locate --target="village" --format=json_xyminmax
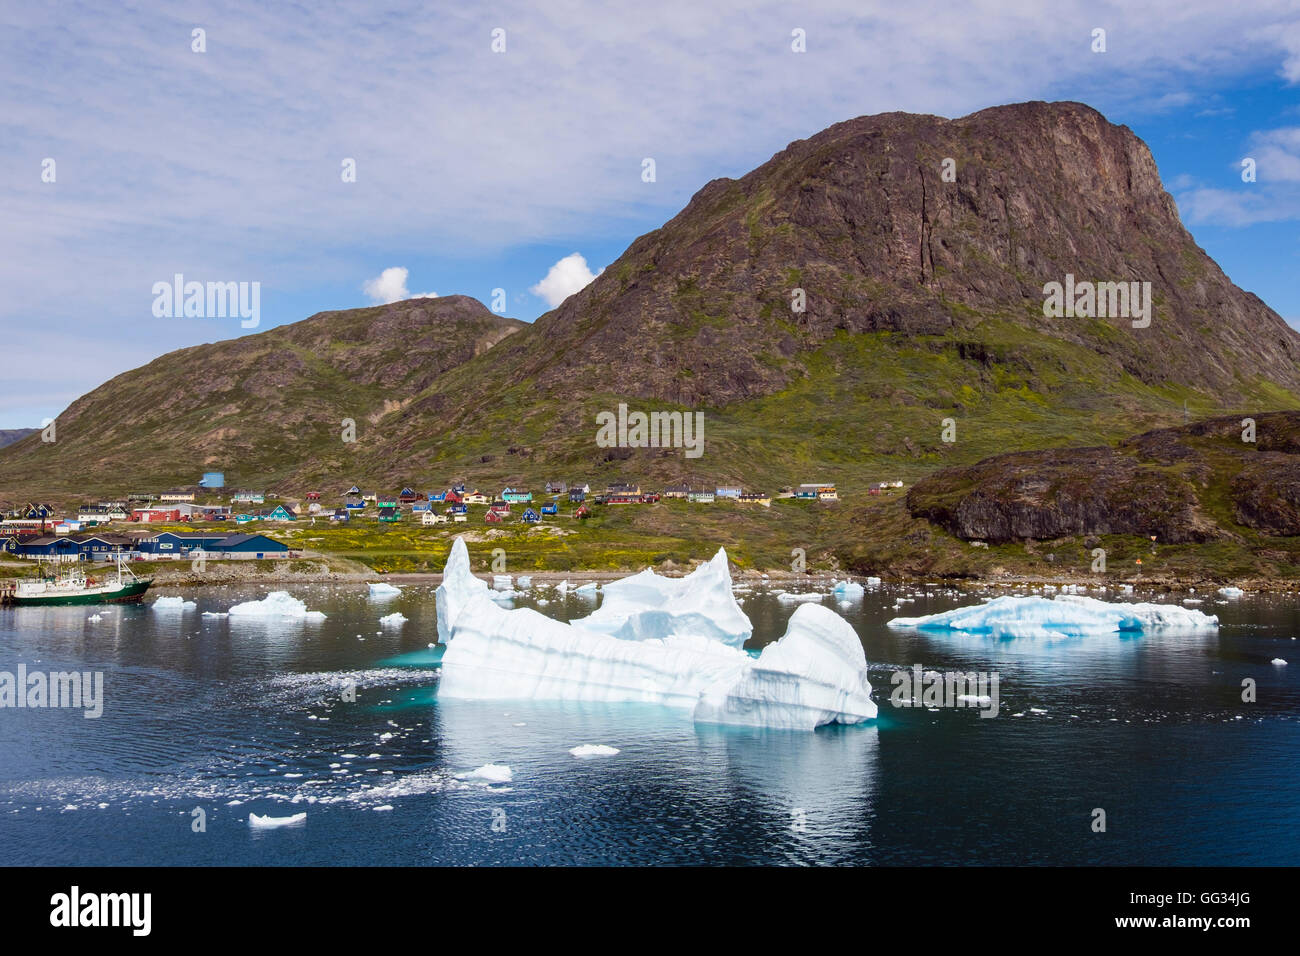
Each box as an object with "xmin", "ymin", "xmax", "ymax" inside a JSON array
[{"xmin": 0, "ymin": 476, "xmax": 906, "ymax": 565}]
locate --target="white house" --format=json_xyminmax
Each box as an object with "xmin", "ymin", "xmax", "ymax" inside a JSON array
[{"xmin": 422, "ymin": 511, "xmax": 448, "ymax": 525}]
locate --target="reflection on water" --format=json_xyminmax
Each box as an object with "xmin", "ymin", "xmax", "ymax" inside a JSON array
[{"xmin": 0, "ymin": 580, "xmax": 1296, "ymax": 865}]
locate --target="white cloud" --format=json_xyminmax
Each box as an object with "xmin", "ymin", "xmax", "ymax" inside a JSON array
[
  {"xmin": 361, "ymin": 267, "xmax": 436, "ymax": 305},
  {"xmin": 530, "ymin": 253, "xmax": 604, "ymax": 308}
]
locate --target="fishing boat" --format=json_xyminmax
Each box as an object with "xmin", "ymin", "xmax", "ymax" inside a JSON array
[{"xmin": 0, "ymin": 555, "xmax": 152, "ymax": 607}]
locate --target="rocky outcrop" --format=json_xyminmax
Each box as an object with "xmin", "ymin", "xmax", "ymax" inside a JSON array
[{"xmin": 909, "ymin": 412, "xmax": 1300, "ymax": 543}]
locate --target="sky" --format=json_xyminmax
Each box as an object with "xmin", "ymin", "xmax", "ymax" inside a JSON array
[{"xmin": 1, "ymin": 0, "xmax": 1298, "ymax": 428}]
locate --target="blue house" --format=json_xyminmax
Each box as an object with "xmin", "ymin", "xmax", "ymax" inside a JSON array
[
  {"xmin": 541, "ymin": 502, "xmax": 558, "ymax": 515},
  {"xmin": 15, "ymin": 536, "xmax": 82, "ymax": 560},
  {"xmin": 429, "ymin": 491, "xmax": 446, "ymax": 502},
  {"xmin": 411, "ymin": 501, "xmax": 430, "ymax": 513},
  {"xmin": 77, "ymin": 535, "xmax": 133, "ymax": 561},
  {"xmin": 568, "ymin": 490, "xmax": 586, "ymax": 503},
  {"xmin": 447, "ymin": 503, "xmax": 468, "ymax": 515},
  {"xmin": 521, "ymin": 508, "xmax": 541, "ymax": 523},
  {"xmin": 140, "ymin": 531, "xmax": 227, "ymax": 555},
  {"xmin": 208, "ymin": 533, "xmax": 290, "ymax": 558}
]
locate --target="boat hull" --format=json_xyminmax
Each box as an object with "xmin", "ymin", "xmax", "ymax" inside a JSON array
[{"xmin": 7, "ymin": 579, "xmax": 153, "ymax": 607}]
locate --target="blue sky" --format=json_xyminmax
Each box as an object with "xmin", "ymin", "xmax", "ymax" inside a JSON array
[{"xmin": 1, "ymin": 1, "xmax": 1298, "ymax": 428}]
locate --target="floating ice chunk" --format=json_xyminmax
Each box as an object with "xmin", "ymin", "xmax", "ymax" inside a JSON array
[
  {"xmin": 457, "ymin": 764, "xmax": 513, "ymax": 783},
  {"xmin": 888, "ymin": 594, "xmax": 1218, "ymax": 638},
  {"xmin": 368, "ymin": 582, "xmax": 401, "ymax": 598},
  {"xmin": 573, "ymin": 549, "xmax": 751, "ymax": 649},
  {"xmin": 436, "ymin": 538, "xmax": 490, "ymax": 643},
  {"xmin": 228, "ymin": 591, "xmax": 326, "ymax": 620},
  {"xmin": 516, "ymin": 576, "xmax": 532, "ymax": 589},
  {"xmin": 493, "ymin": 575, "xmax": 513, "ymax": 591},
  {"xmin": 574, "ymin": 581, "xmax": 599, "ymax": 593},
  {"xmin": 570, "ymin": 744, "xmax": 620, "ymax": 758},
  {"xmin": 379, "ymin": 612, "xmax": 407, "ymax": 627},
  {"xmin": 775, "ymin": 591, "xmax": 823, "ymax": 603},
  {"xmin": 1272, "ymin": 658, "xmax": 1288, "ymax": 666},
  {"xmin": 152, "ymin": 596, "xmax": 196, "ymax": 611},
  {"xmin": 866, "ymin": 576, "xmax": 882, "ymax": 586},
  {"xmin": 1218, "ymin": 587, "xmax": 1245, "ymax": 598},
  {"xmin": 832, "ymin": 580, "xmax": 865, "ymax": 599},
  {"xmin": 87, "ymin": 614, "xmax": 102, "ymax": 622},
  {"xmin": 436, "ymin": 545, "xmax": 873, "ymax": 730},
  {"xmin": 248, "ymin": 812, "xmax": 306, "ymax": 828}
]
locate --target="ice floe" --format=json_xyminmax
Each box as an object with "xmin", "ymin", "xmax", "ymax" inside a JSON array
[
  {"xmin": 456, "ymin": 763, "xmax": 513, "ymax": 783},
  {"xmin": 379, "ymin": 612, "xmax": 407, "ymax": 627},
  {"xmin": 888, "ymin": 594, "xmax": 1219, "ymax": 638},
  {"xmin": 368, "ymin": 582, "xmax": 401, "ymax": 598},
  {"xmin": 228, "ymin": 591, "xmax": 326, "ymax": 620},
  {"xmin": 435, "ymin": 538, "xmax": 874, "ymax": 730},
  {"xmin": 776, "ymin": 590, "xmax": 825, "ymax": 604},
  {"xmin": 831, "ymin": 580, "xmax": 865, "ymax": 599},
  {"xmin": 152, "ymin": 596, "xmax": 196, "ymax": 611},
  {"xmin": 247, "ymin": 811, "xmax": 306, "ymax": 828},
  {"xmin": 570, "ymin": 744, "xmax": 620, "ymax": 758},
  {"xmin": 1218, "ymin": 587, "xmax": 1245, "ymax": 598}
]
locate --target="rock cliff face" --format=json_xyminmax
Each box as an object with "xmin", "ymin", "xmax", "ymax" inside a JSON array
[
  {"xmin": 907, "ymin": 412, "xmax": 1300, "ymax": 542},
  {"xmin": 431, "ymin": 101, "xmax": 1300, "ymax": 408}
]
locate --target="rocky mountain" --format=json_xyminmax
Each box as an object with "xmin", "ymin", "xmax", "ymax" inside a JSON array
[
  {"xmin": 368, "ymin": 101, "xmax": 1300, "ymax": 489},
  {"xmin": 0, "ymin": 296, "xmax": 523, "ymax": 498},
  {"xmin": 2, "ymin": 101, "xmax": 1299, "ymax": 501}
]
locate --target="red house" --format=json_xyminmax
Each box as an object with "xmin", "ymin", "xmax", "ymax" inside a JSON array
[
  {"xmin": 485, "ymin": 510, "xmax": 504, "ymax": 523},
  {"xmin": 445, "ymin": 490, "xmax": 463, "ymax": 505},
  {"xmin": 575, "ymin": 505, "xmax": 590, "ymax": 519}
]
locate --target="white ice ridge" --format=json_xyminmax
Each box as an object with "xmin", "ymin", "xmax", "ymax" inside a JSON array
[
  {"xmin": 435, "ymin": 538, "xmax": 875, "ymax": 730},
  {"xmin": 887, "ymin": 594, "xmax": 1219, "ymax": 638},
  {"xmin": 573, "ymin": 547, "xmax": 751, "ymax": 648},
  {"xmin": 228, "ymin": 591, "xmax": 327, "ymax": 620}
]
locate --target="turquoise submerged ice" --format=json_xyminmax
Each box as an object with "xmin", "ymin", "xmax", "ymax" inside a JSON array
[
  {"xmin": 434, "ymin": 538, "xmax": 876, "ymax": 730},
  {"xmin": 888, "ymin": 594, "xmax": 1219, "ymax": 638}
]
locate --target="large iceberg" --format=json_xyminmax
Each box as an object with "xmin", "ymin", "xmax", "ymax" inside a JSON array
[
  {"xmin": 435, "ymin": 538, "xmax": 874, "ymax": 730},
  {"xmin": 888, "ymin": 594, "xmax": 1219, "ymax": 638}
]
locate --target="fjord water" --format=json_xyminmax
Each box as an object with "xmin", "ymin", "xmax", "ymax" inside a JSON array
[{"xmin": 1, "ymin": 582, "xmax": 1297, "ymax": 866}]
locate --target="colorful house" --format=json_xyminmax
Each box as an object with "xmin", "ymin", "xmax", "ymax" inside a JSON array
[
  {"xmin": 575, "ymin": 505, "xmax": 590, "ymax": 519},
  {"xmin": 377, "ymin": 507, "xmax": 400, "ymax": 522},
  {"xmin": 738, "ymin": 492, "xmax": 771, "ymax": 507},
  {"xmin": 521, "ymin": 508, "xmax": 540, "ymax": 523},
  {"xmin": 262, "ymin": 505, "xmax": 298, "ymax": 522},
  {"xmin": 568, "ymin": 489, "xmax": 586, "ymax": 504},
  {"xmin": 501, "ymin": 488, "xmax": 532, "ymax": 503},
  {"xmin": 463, "ymin": 492, "xmax": 490, "ymax": 505},
  {"xmin": 545, "ymin": 481, "xmax": 567, "ymax": 494},
  {"xmin": 422, "ymin": 511, "xmax": 448, "ymax": 525},
  {"xmin": 715, "ymin": 486, "xmax": 742, "ymax": 499},
  {"xmin": 488, "ymin": 500, "xmax": 511, "ymax": 514},
  {"xmin": 663, "ymin": 484, "xmax": 690, "ymax": 498},
  {"xmin": 208, "ymin": 533, "xmax": 291, "ymax": 559},
  {"xmin": 331, "ymin": 509, "xmax": 350, "ymax": 522},
  {"xmin": 485, "ymin": 510, "xmax": 504, "ymax": 524},
  {"xmin": 541, "ymin": 502, "xmax": 558, "ymax": 515}
]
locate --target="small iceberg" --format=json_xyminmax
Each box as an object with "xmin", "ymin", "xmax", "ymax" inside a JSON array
[
  {"xmin": 152, "ymin": 596, "xmax": 196, "ymax": 611},
  {"xmin": 248, "ymin": 812, "xmax": 306, "ymax": 828},
  {"xmin": 1218, "ymin": 587, "xmax": 1245, "ymax": 598},
  {"xmin": 888, "ymin": 594, "xmax": 1218, "ymax": 638},
  {"xmin": 228, "ymin": 591, "xmax": 327, "ymax": 620},
  {"xmin": 775, "ymin": 591, "xmax": 823, "ymax": 603},
  {"xmin": 368, "ymin": 582, "xmax": 401, "ymax": 598},
  {"xmin": 492, "ymin": 575, "xmax": 513, "ymax": 591},
  {"xmin": 456, "ymin": 763, "xmax": 513, "ymax": 783},
  {"xmin": 1272, "ymin": 658, "xmax": 1288, "ymax": 666},
  {"xmin": 379, "ymin": 612, "xmax": 407, "ymax": 627},
  {"xmin": 570, "ymin": 744, "xmax": 620, "ymax": 758},
  {"xmin": 831, "ymin": 580, "xmax": 865, "ymax": 599},
  {"xmin": 516, "ymin": 576, "xmax": 532, "ymax": 589}
]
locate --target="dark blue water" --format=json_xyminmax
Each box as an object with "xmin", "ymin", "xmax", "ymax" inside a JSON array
[{"xmin": 1, "ymin": 580, "xmax": 1296, "ymax": 865}]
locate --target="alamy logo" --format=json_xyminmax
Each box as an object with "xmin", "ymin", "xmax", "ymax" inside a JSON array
[
  {"xmin": 0, "ymin": 664, "xmax": 104, "ymax": 718},
  {"xmin": 50, "ymin": 886, "xmax": 151, "ymax": 936},
  {"xmin": 595, "ymin": 402, "xmax": 704, "ymax": 458},
  {"xmin": 1042, "ymin": 274, "xmax": 1151, "ymax": 328},
  {"xmin": 889, "ymin": 665, "xmax": 1000, "ymax": 718},
  {"xmin": 152, "ymin": 273, "xmax": 260, "ymax": 328}
]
